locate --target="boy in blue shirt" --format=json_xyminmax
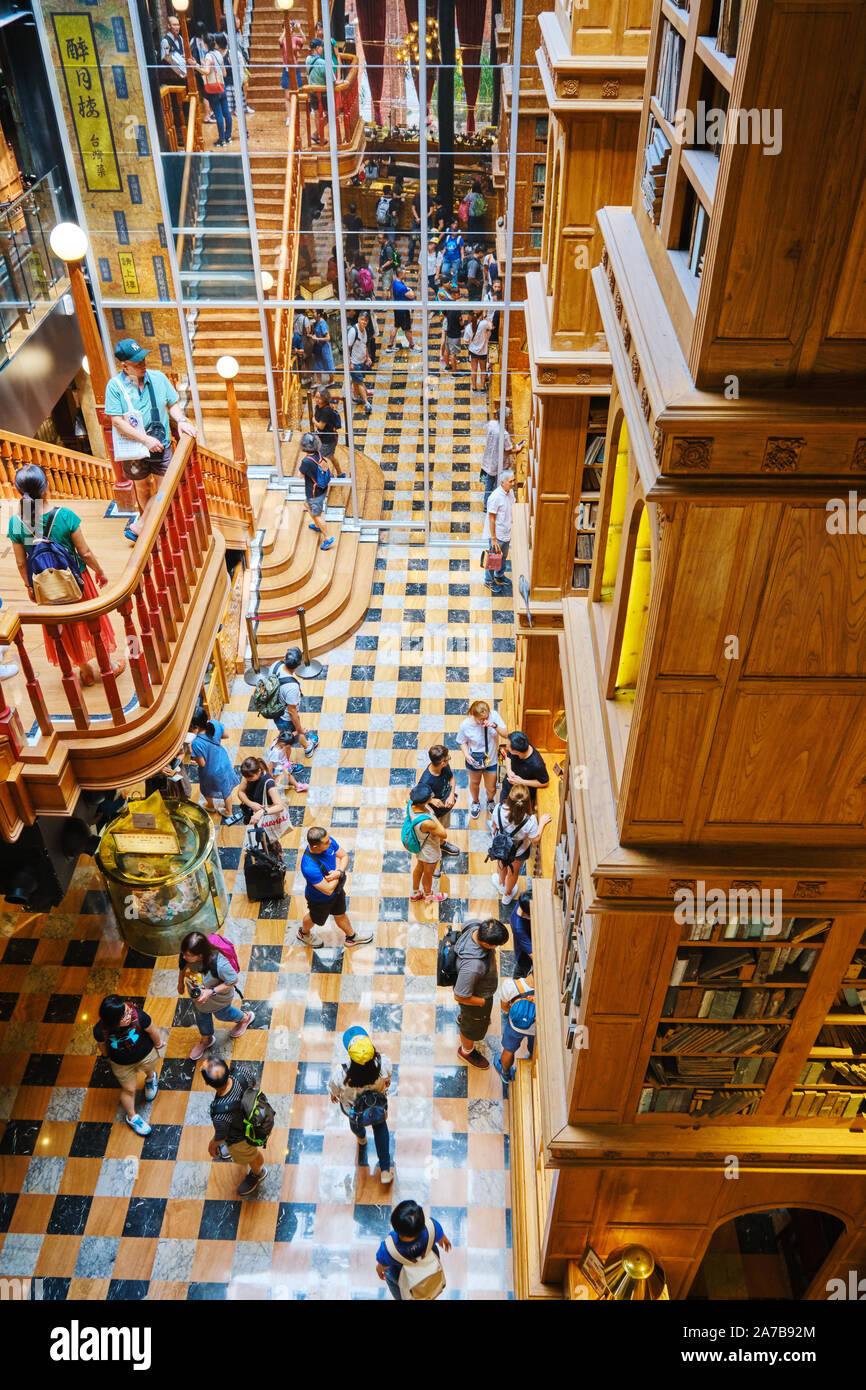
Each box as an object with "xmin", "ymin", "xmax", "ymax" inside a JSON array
[
  {"xmin": 298, "ymin": 825, "xmax": 372, "ymax": 949},
  {"xmin": 494, "ymin": 974, "xmax": 536, "ymax": 1086},
  {"xmin": 376, "ymin": 1200, "xmax": 452, "ymax": 1300},
  {"xmin": 441, "ymin": 220, "xmax": 465, "ymax": 287},
  {"xmin": 386, "ymin": 275, "xmax": 416, "ymax": 352}
]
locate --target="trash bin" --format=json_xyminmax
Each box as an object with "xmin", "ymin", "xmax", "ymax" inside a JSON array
[{"xmin": 95, "ymin": 791, "xmax": 228, "ymax": 958}]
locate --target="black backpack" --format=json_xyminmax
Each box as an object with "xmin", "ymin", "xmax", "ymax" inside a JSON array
[
  {"xmin": 437, "ymin": 921, "xmax": 469, "ymax": 987},
  {"xmin": 486, "ymin": 804, "xmax": 528, "ymax": 868},
  {"xmin": 227, "ymin": 1077, "xmax": 276, "ymax": 1148}
]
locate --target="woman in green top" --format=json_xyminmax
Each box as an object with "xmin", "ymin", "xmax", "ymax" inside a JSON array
[{"xmin": 8, "ymin": 464, "xmax": 124, "ymax": 687}]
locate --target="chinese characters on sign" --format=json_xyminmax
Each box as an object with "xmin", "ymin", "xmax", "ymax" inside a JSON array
[{"xmin": 53, "ymin": 15, "xmax": 121, "ymax": 192}]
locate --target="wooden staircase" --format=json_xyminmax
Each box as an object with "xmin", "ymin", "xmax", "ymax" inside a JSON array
[
  {"xmin": 243, "ymin": 446, "xmax": 384, "ymax": 662},
  {"xmin": 246, "ymin": 9, "xmax": 288, "ymax": 121},
  {"xmin": 191, "ymin": 307, "xmax": 270, "ymax": 422}
]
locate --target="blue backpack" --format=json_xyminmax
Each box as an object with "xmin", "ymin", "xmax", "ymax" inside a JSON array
[
  {"xmin": 304, "ymin": 453, "xmax": 331, "ymax": 493},
  {"xmin": 23, "ymin": 509, "xmax": 83, "ymax": 605},
  {"xmin": 401, "ymin": 802, "xmax": 431, "ymax": 854},
  {"xmin": 508, "ymin": 990, "xmax": 536, "ymax": 1034}
]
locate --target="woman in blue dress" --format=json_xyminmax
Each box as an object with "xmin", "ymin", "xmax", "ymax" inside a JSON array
[
  {"xmin": 312, "ymin": 308, "xmax": 335, "ymax": 386},
  {"xmin": 189, "ymin": 708, "xmax": 242, "ymax": 825}
]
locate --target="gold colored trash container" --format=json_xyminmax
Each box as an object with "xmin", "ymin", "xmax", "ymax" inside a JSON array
[{"xmin": 95, "ymin": 792, "xmax": 229, "ymax": 958}]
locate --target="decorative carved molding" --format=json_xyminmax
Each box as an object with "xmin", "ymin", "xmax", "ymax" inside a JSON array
[
  {"xmin": 630, "ymin": 353, "xmax": 640, "ymax": 384},
  {"xmin": 730, "ymin": 880, "xmax": 762, "ymax": 894},
  {"xmin": 575, "ymin": 370, "xmax": 591, "ymax": 385},
  {"xmin": 601, "ymin": 247, "xmax": 609, "ymax": 271},
  {"xmin": 539, "ymin": 368, "xmax": 557, "ymax": 384},
  {"xmin": 622, "ymin": 321, "xmax": 631, "ymax": 353},
  {"xmin": 653, "ymin": 427, "xmax": 664, "ymax": 463},
  {"xmin": 614, "ymin": 291, "xmax": 623, "ymax": 320},
  {"xmin": 850, "ymin": 438, "xmax": 866, "ymax": 471},
  {"xmin": 761, "ymin": 437, "xmax": 805, "ymax": 473},
  {"xmin": 668, "ymin": 879, "xmax": 695, "ymax": 896},
  {"xmin": 607, "ymin": 268, "xmax": 615, "ymax": 293},
  {"xmin": 559, "ymin": 78, "xmax": 580, "ymax": 97},
  {"xmin": 599, "ymin": 878, "xmax": 632, "ymax": 897},
  {"xmin": 793, "ymin": 880, "xmax": 826, "ymax": 898},
  {"xmin": 640, "ymin": 388, "xmax": 651, "ymax": 422},
  {"xmin": 655, "ymin": 505, "xmax": 673, "ymax": 543},
  {"xmin": 672, "ymin": 437, "xmax": 712, "ymax": 471},
  {"xmin": 601, "ymin": 79, "xmax": 620, "ymax": 98}
]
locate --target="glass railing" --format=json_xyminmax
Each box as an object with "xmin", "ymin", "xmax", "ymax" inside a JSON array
[{"xmin": 0, "ymin": 168, "xmax": 72, "ymax": 360}]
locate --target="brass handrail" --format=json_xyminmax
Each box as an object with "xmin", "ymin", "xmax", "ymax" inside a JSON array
[{"xmin": 175, "ymin": 91, "xmax": 200, "ymax": 270}]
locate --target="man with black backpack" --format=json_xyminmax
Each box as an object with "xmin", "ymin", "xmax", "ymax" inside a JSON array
[
  {"xmin": 378, "ymin": 232, "xmax": 399, "ymax": 297},
  {"xmin": 451, "ymin": 918, "xmax": 509, "ymax": 1069},
  {"xmin": 466, "ymin": 245, "xmax": 484, "ymax": 302},
  {"xmin": 298, "ymin": 430, "xmax": 336, "ymax": 552},
  {"xmin": 202, "ymin": 1057, "xmax": 273, "ymax": 1197}
]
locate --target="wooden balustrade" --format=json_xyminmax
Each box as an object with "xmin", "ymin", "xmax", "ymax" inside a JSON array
[
  {"xmin": 275, "ymin": 92, "xmax": 303, "ymax": 432},
  {"xmin": 0, "ymin": 431, "xmax": 115, "ymax": 502},
  {"xmin": 297, "ymin": 54, "xmax": 361, "ymax": 153},
  {"xmin": 0, "ymin": 435, "xmax": 214, "ymax": 738},
  {"xmin": 197, "ymin": 444, "xmax": 254, "ymax": 531},
  {"xmin": 160, "ymin": 85, "xmax": 203, "ymax": 155}
]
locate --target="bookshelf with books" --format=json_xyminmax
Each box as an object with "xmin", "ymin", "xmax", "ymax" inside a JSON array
[{"xmin": 571, "ymin": 396, "xmax": 608, "ymax": 594}]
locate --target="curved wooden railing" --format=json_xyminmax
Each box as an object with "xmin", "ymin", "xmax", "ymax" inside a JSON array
[
  {"xmin": 0, "ymin": 428, "xmax": 252, "ymax": 538},
  {"xmin": 0, "ymin": 432, "xmax": 115, "ymax": 502},
  {"xmin": 297, "ymin": 53, "xmax": 361, "ymax": 152},
  {"xmin": 175, "ymin": 92, "xmax": 203, "ymax": 273},
  {"xmin": 160, "ymin": 84, "xmax": 203, "ymax": 155},
  {"xmin": 275, "ymin": 91, "xmax": 303, "ymax": 432},
  {"xmin": 0, "ymin": 435, "xmax": 212, "ymax": 737}
]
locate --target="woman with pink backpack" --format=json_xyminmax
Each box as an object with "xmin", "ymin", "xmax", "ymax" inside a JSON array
[{"xmin": 177, "ymin": 930, "xmax": 253, "ymax": 1062}]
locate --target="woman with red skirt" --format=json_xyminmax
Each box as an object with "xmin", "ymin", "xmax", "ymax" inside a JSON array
[{"xmin": 8, "ymin": 464, "xmax": 125, "ymax": 687}]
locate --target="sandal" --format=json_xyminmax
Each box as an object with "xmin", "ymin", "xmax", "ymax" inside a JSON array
[
  {"xmin": 424, "ymin": 892, "xmax": 447, "ymax": 903},
  {"xmin": 409, "ymin": 890, "xmax": 424, "ymax": 900}
]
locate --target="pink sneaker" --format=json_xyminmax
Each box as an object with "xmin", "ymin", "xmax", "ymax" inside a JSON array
[
  {"xmin": 189, "ymin": 1037, "xmax": 214, "ymax": 1061},
  {"xmin": 293, "ymin": 782, "xmax": 310, "ymax": 792},
  {"xmin": 229, "ymin": 1009, "xmax": 255, "ymax": 1039},
  {"xmin": 424, "ymin": 892, "xmax": 447, "ymax": 903}
]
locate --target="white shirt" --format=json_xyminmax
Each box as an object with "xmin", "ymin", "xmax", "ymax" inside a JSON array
[
  {"xmin": 468, "ymin": 317, "xmax": 493, "ymax": 355},
  {"xmin": 426, "ymin": 247, "xmax": 439, "ymax": 276},
  {"xmin": 484, "ymin": 486, "xmax": 514, "ymax": 544},
  {"xmin": 457, "ymin": 710, "xmax": 506, "ymax": 762},
  {"xmin": 493, "ymin": 801, "xmax": 539, "ymax": 856},
  {"xmin": 347, "ymin": 324, "xmax": 367, "ymax": 365},
  {"xmin": 328, "ymin": 1054, "xmax": 393, "ymax": 1113},
  {"xmin": 270, "ymin": 661, "xmax": 301, "ymax": 709},
  {"xmin": 481, "ymin": 420, "xmax": 513, "ymax": 478}
]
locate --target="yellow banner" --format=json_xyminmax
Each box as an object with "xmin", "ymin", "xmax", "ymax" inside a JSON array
[
  {"xmin": 53, "ymin": 14, "xmax": 121, "ymax": 192},
  {"xmin": 118, "ymin": 251, "xmax": 139, "ymax": 294}
]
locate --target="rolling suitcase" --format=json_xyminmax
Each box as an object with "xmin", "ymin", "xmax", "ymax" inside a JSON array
[{"xmin": 242, "ymin": 828, "xmax": 286, "ymax": 902}]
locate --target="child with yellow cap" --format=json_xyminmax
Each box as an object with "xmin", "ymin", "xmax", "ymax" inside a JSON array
[{"xmin": 328, "ymin": 1026, "xmax": 393, "ymax": 1183}]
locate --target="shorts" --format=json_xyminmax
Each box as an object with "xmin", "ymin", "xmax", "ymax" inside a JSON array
[
  {"xmin": 350, "ymin": 368, "xmax": 365, "ymax": 384},
  {"xmin": 415, "ymin": 837, "xmax": 441, "ymax": 865},
  {"xmin": 120, "ymin": 442, "xmax": 171, "ymax": 482},
  {"xmin": 393, "ymin": 309, "xmax": 411, "ymax": 331},
  {"xmin": 457, "ymin": 997, "xmax": 493, "ymax": 1042},
  {"xmin": 226, "ymin": 1138, "xmax": 262, "ymax": 1165},
  {"xmin": 306, "ymin": 889, "xmax": 347, "ymax": 925},
  {"xmin": 501, "ymin": 1020, "xmax": 535, "ymax": 1057},
  {"xmin": 464, "ymin": 757, "xmax": 495, "ymax": 773},
  {"xmin": 109, "ymin": 1046, "xmax": 161, "ymax": 1087},
  {"xmin": 445, "ymin": 336, "xmax": 461, "ymax": 355},
  {"xmin": 469, "ymin": 351, "xmax": 488, "ymax": 364},
  {"xmin": 318, "ymin": 437, "xmax": 337, "ymax": 458},
  {"xmin": 280, "ymin": 68, "xmax": 290, "ymax": 90},
  {"xmin": 307, "ymin": 494, "xmax": 326, "ymax": 516}
]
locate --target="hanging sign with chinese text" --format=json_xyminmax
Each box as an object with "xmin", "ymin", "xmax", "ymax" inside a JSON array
[{"xmin": 52, "ymin": 14, "xmax": 121, "ymax": 192}]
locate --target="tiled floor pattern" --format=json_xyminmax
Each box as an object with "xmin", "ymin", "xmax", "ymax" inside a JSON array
[{"xmin": 0, "ymin": 549, "xmax": 519, "ymax": 1300}]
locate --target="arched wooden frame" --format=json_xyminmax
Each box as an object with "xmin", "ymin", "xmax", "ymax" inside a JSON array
[
  {"xmin": 679, "ymin": 1203, "xmax": 850, "ymax": 1303},
  {"xmin": 591, "ymin": 401, "xmax": 627, "ymax": 605},
  {"xmin": 603, "ymin": 486, "xmax": 650, "ymax": 701}
]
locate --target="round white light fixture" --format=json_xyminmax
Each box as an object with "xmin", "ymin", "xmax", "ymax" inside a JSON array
[
  {"xmin": 275, "ymin": 0, "xmax": 294, "ymax": 10},
  {"xmin": 49, "ymin": 221, "xmax": 89, "ymax": 263},
  {"xmin": 216, "ymin": 355, "xmax": 239, "ymax": 380},
  {"xmin": 261, "ymin": 271, "xmax": 275, "ymax": 293},
  {"xmin": 173, "ymin": 0, "xmax": 189, "ymax": 10},
  {"xmin": 81, "ymin": 355, "xmax": 90, "ymax": 375}
]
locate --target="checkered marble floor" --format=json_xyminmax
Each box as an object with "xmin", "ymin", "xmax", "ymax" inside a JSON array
[{"xmin": 0, "ymin": 548, "xmax": 519, "ymax": 1301}]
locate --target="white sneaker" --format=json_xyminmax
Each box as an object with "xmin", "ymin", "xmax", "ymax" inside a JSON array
[
  {"xmin": 285, "ymin": 116, "xmax": 291, "ymax": 126},
  {"xmin": 380, "ymin": 1168, "xmax": 394, "ymax": 1185},
  {"xmin": 0, "ymin": 663, "xmax": 18, "ymax": 680},
  {"xmin": 470, "ymin": 801, "xmax": 480, "ymax": 819},
  {"xmin": 491, "ymin": 872, "xmax": 503, "ymax": 893}
]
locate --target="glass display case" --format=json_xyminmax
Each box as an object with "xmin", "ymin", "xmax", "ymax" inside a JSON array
[{"xmin": 96, "ymin": 792, "xmax": 228, "ymax": 957}]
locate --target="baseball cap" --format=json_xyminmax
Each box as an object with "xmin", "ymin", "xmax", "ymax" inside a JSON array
[
  {"xmin": 342, "ymin": 1025, "xmax": 375, "ymax": 1064},
  {"xmin": 114, "ymin": 338, "xmax": 148, "ymax": 363}
]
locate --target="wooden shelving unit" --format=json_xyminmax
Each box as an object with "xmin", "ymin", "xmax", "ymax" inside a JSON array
[{"xmin": 571, "ymin": 395, "xmax": 607, "ymax": 594}]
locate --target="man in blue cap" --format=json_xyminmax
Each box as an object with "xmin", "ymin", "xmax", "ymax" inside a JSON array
[{"xmin": 104, "ymin": 338, "xmax": 197, "ymax": 543}]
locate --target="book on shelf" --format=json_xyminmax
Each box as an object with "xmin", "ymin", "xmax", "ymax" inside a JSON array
[
  {"xmin": 641, "ymin": 116, "xmax": 671, "ymax": 223},
  {"xmin": 696, "ymin": 946, "xmax": 754, "ymax": 980},
  {"xmin": 817, "ymin": 1025, "xmax": 866, "ymax": 1053},
  {"xmin": 687, "ymin": 198, "xmax": 709, "ymax": 279},
  {"xmin": 658, "ymin": 1022, "xmax": 785, "ymax": 1055},
  {"xmin": 584, "ymin": 435, "xmax": 605, "ymax": 469},
  {"xmin": 638, "ymin": 1087, "xmax": 654, "ymax": 1114},
  {"xmin": 733, "ymin": 1056, "xmax": 774, "ymax": 1085},
  {"xmin": 654, "ymin": 21, "xmax": 684, "ymax": 123},
  {"xmin": 575, "ymin": 533, "xmax": 594, "ymax": 562},
  {"xmin": 572, "ymin": 563, "xmax": 592, "ymax": 589},
  {"xmin": 786, "ymin": 1090, "xmax": 863, "ymax": 1120},
  {"xmin": 842, "ymin": 987, "xmax": 866, "ymax": 1011},
  {"xmin": 829, "ymin": 1060, "xmax": 866, "ymax": 1084},
  {"xmin": 582, "ymin": 465, "xmax": 602, "ymax": 492},
  {"xmin": 708, "ymin": 989, "xmax": 741, "ymax": 1019},
  {"xmin": 693, "ymin": 1089, "xmax": 761, "ymax": 1118},
  {"xmin": 798, "ymin": 1061, "xmax": 827, "ymax": 1086},
  {"xmin": 716, "ymin": 0, "xmax": 741, "ymax": 59}
]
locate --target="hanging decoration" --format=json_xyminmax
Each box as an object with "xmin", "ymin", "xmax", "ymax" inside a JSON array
[
  {"xmin": 399, "ymin": 2, "xmax": 439, "ymax": 109},
  {"xmin": 454, "ymin": 0, "xmax": 486, "ymax": 135},
  {"xmin": 355, "ymin": 0, "xmax": 387, "ymax": 123}
]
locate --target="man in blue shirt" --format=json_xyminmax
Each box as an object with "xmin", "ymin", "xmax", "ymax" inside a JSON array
[
  {"xmin": 386, "ymin": 275, "xmax": 416, "ymax": 353},
  {"xmin": 375, "ymin": 1200, "xmax": 452, "ymax": 1300},
  {"xmin": 298, "ymin": 826, "xmax": 372, "ymax": 949},
  {"xmin": 104, "ymin": 338, "xmax": 197, "ymax": 543},
  {"xmin": 440, "ymin": 220, "xmax": 465, "ymax": 288}
]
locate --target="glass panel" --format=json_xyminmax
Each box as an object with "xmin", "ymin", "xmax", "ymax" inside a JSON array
[{"xmin": 0, "ymin": 167, "xmax": 71, "ymax": 367}]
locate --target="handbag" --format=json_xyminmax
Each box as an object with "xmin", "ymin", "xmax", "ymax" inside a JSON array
[
  {"xmin": 481, "ymin": 548, "xmax": 503, "ymax": 571},
  {"xmin": 203, "ymin": 52, "xmax": 225, "ymax": 94},
  {"xmin": 242, "ymin": 828, "xmax": 286, "ymax": 902},
  {"xmin": 110, "ymin": 374, "xmax": 166, "ymax": 464}
]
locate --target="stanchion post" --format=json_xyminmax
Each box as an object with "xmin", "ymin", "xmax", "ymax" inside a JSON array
[
  {"xmin": 295, "ymin": 605, "xmax": 323, "ymax": 678},
  {"xmin": 242, "ymin": 614, "xmax": 262, "ymax": 686}
]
